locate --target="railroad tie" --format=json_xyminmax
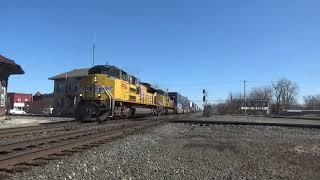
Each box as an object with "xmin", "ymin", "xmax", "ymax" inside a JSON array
[
  {"xmin": 45, "ymin": 156, "xmax": 63, "ymax": 160},
  {"xmin": 62, "ymin": 150, "xmax": 81, "ymax": 153},
  {"xmin": 1, "ymin": 164, "xmax": 30, "ymax": 173},
  {"xmin": 18, "ymin": 162, "xmax": 42, "ymax": 167}
]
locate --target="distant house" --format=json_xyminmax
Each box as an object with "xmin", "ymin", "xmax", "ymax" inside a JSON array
[
  {"xmin": 26, "ymin": 92, "xmax": 54, "ymax": 114},
  {"xmin": 0, "ymin": 55, "xmax": 24, "ymax": 116},
  {"xmin": 7, "ymin": 93, "xmax": 33, "ymax": 110},
  {"xmin": 33, "ymin": 91, "xmax": 52, "ymax": 101},
  {"xmin": 49, "ymin": 68, "xmax": 89, "ymax": 116}
]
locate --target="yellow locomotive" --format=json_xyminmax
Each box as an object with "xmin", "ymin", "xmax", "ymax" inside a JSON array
[{"xmin": 76, "ymin": 65, "xmax": 175, "ymax": 121}]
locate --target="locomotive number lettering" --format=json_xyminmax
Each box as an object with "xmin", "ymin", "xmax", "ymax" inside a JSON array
[{"xmin": 121, "ymin": 83, "xmax": 128, "ymax": 90}]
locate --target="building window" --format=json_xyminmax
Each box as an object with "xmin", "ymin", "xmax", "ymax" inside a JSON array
[
  {"xmin": 18, "ymin": 98, "xmax": 21, "ymax": 102},
  {"xmin": 25, "ymin": 99, "xmax": 28, "ymax": 102}
]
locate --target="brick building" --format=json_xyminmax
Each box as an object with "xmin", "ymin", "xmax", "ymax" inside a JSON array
[
  {"xmin": 0, "ymin": 55, "xmax": 24, "ymax": 116},
  {"xmin": 7, "ymin": 93, "xmax": 33, "ymax": 110},
  {"xmin": 49, "ymin": 68, "xmax": 89, "ymax": 116}
]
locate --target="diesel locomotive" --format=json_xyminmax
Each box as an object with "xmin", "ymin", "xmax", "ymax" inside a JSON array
[{"xmin": 75, "ymin": 65, "xmax": 176, "ymax": 121}]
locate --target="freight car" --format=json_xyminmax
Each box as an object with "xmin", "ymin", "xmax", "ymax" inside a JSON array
[
  {"xmin": 168, "ymin": 92, "xmax": 196, "ymax": 113},
  {"xmin": 75, "ymin": 65, "xmax": 176, "ymax": 121}
]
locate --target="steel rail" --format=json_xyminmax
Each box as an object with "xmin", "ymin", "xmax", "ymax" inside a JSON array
[
  {"xmin": 0, "ymin": 120, "xmax": 143, "ymax": 153},
  {"xmin": 0, "ymin": 118, "xmax": 132, "ymax": 138},
  {"xmin": 0, "ymin": 119, "xmax": 164, "ymax": 172},
  {"xmin": 0, "ymin": 122, "xmax": 82, "ymax": 138}
]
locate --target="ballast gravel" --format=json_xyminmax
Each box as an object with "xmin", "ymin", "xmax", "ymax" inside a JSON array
[
  {"xmin": 0, "ymin": 116, "xmax": 74, "ymax": 129},
  {"xmin": 10, "ymin": 122, "xmax": 320, "ymax": 180}
]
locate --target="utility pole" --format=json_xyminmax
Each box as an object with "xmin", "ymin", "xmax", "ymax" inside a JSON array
[{"xmin": 243, "ymin": 80, "xmax": 247, "ymax": 115}]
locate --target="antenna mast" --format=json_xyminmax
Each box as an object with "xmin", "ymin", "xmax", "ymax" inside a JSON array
[{"xmin": 92, "ymin": 33, "xmax": 96, "ymax": 67}]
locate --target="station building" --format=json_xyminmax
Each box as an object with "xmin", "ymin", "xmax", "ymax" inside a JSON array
[
  {"xmin": 49, "ymin": 68, "xmax": 89, "ymax": 116},
  {"xmin": 0, "ymin": 55, "xmax": 24, "ymax": 116}
]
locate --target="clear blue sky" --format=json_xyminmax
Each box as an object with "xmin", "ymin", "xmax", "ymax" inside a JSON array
[{"xmin": 1, "ymin": 0, "xmax": 320, "ymax": 104}]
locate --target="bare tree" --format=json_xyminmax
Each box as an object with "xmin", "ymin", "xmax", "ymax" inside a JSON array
[
  {"xmin": 225, "ymin": 92, "xmax": 243, "ymax": 114},
  {"xmin": 272, "ymin": 78, "xmax": 298, "ymax": 114},
  {"xmin": 249, "ymin": 86, "xmax": 273, "ymax": 100},
  {"xmin": 215, "ymin": 103, "xmax": 228, "ymax": 114},
  {"xmin": 282, "ymin": 79, "xmax": 298, "ymax": 109},
  {"xmin": 304, "ymin": 95, "xmax": 320, "ymax": 110}
]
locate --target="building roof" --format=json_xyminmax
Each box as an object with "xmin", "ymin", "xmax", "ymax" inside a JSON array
[
  {"xmin": 48, "ymin": 68, "xmax": 89, "ymax": 80},
  {"xmin": 7, "ymin": 92, "xmax": 33, "ymax": 96},
  {"xmin": 0, "ymin": 55, "xmax": 24, "ymax": 75},
  {"xmin": 34, "ymin": 91, "xmax": 42, "ymax": 96},
  {"xmin": 33, "ymin": 91, "xmax": 53, "ymax": 97}
]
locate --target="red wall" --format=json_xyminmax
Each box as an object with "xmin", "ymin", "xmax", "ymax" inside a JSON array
[{"xmin": 7, "ymin": 93, "xmax": 33, "ymax": 104}]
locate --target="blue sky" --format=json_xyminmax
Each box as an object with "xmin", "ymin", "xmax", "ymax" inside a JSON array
[{"xmin": 1, "ymin": 0, "xmax": 320, "ymax": 104}]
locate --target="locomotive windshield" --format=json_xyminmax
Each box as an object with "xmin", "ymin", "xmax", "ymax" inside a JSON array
[
  {"xmin": 88, "ymin": 65, "xmax": 120, "ymax": 78},
  {"xmin": 157, "ymin": 89, "xmax": 165, "ymax": 95}
]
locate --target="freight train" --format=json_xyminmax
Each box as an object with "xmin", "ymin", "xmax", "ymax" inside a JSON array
[{"xmin": 75, "ymin": 65, "xmax": 198, "ymax": 121}]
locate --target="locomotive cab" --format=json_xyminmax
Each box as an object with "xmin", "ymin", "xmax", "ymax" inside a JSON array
[
  {"xmin": 76, "ymin": 65, "xmax": 144, "ymax": 121},
  {"xmin": 77, "ymin": 65, "xmax": 128, "ymax": 121}
]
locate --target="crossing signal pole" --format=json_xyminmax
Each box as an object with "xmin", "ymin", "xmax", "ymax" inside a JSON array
[
  {"xmin": 203, "ymin": 89, "xmax": 212, "ymax": 117},
  {"xmin": 203, "ymin": 89, "xmax": 207, "ymax": 106}
]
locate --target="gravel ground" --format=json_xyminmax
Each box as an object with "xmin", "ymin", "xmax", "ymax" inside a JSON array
[
  {"xmin": 195, "ymin": 114, "xmax": 320, "ymax": 126},
  {"xmin": 0, "ymin": 120, "xmax": 127, "ymax": 144},
  {"xmin": 0, "ymin": 116, "xmax": 74, "ymax": 129},
  {"xmin": 9, "ymin": 121, "xmax": 320, "ymax": 180}
]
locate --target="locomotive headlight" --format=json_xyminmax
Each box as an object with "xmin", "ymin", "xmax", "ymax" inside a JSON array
[
  {"xmin": 94, "ymin": 76, "xmax": 97, "ymax": 82},
  {"xmin": 79, "ymin": 93, "xmax": 83, "ymax": 97},
  {"xmin": 98, "ymin": 93, "xmax": 101, "ymax": 98}
]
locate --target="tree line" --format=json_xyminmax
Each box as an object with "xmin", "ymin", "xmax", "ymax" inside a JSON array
[
  {"xmin": 213, "ymin": 78, "xmax": 318, "ymax": 115},
  {"xmin": 303, "ymin": 95, "xmax": 320, "ymax": 110}
]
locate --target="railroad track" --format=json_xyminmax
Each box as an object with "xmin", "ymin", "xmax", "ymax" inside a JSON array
[
  {"xmin": 0, "ymin": 119, "xmax": 134, "ymax": 138},
  {"xmin": 0, "ymin": 114, "xmax": 190, "ymax": 138},
  {"xmin": 170, "ymin": 119, "xmax": 320, "ymax": 129},
  {"xmin": 0, "ymin": 114, "xmax": 191, "ymax": 173},
  {"xmin": 0, "ymin": 122, "xmax": 79, "ymax": 138}
]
